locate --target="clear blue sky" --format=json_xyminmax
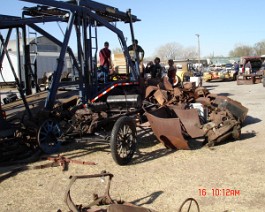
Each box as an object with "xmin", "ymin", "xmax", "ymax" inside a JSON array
[{"xmin": 1, "ymin": 0, "xmax": 265, "ymax": 58}]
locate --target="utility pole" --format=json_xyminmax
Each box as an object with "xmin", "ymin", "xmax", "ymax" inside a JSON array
[{"xmin": 195, "ymin": 34, "xmax": 200, "ymax": 65}]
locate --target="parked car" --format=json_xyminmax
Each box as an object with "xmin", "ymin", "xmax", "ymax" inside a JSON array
[{"xmin": 203, "ymin": 67, "xmax": 236, "ymax": 82}]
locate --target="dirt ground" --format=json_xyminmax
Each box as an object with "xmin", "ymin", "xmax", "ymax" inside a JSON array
[{"xmin": 1, "ymin": 80, "xmax": 265, "ymax": 212}]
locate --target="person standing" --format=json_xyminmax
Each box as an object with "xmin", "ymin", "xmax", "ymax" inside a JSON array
[
  {"xmin": 128, "ymin": 39, "xmax": 145, "ymax": 76},
  {"xmin": 150, "ymin": 57, "xmax": 163, "ymax": 79},
  {"xmin": 99, "ymin": 41, "xmax": 112, "ymax": 82},
  {"xmin": 233, "ymin": 61, "xmax": 239, "ymax": 80},
  {"xmin": 128, "ymin": 39, "xmax": 145, "ymax": 61},
  {"xmin": 245, "ymin": 61, "xmax": 252, "ymax": 74},
  {"xmin": 167, "ymin": 59, "xmax": 177, "ymax": 85}
]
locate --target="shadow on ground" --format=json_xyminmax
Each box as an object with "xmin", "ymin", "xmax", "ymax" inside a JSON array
[
  {"xmin": 58, "ymin": 127, "xmax": 172, "ymax": 166},
  {"xmin": 131, "ymin": 191, "xmax": 163, "ymax": 206},
  {"xmin": 203, "ymin": 84, "xmax": 219, "ymax": 91},
  {"xmin": 137, "ymin": 127, "xmax": 159, "ymax": 149},
  {"xmin": 217, "ymin": 92, "xmax": 233, "ymax": 97},
  {"xmin": 239, "ymin": 131, "xmax": 257, "ymax": 140},
  {"xmin": 131, "ymin": 127, "xmax": 176, "ymax": 165},
  {"xmin": 210, "ymin": 130, "xmax": 257, "ymax": 149},
  {"xmin": 242, "ymin": 115, "xmax": 262, "ymax": 126},
  {"xmin": 60, "ymin": 138, "xmax": 111, "ymax": 160},
  {"xmin": 133, "ymin": 147, "xmax": 175, "ymax": 165}
]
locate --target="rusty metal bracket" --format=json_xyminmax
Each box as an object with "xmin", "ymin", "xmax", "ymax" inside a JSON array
[
  {"xmin": 44, "ymin": 154, "xmax": 96, "ymax": 171},
  {"xmin": 64, "ymin": 171, "xmax": 115, "ymax": 212},
  {"xmin": 0, "ymin": 155, "xmax": 96, "ymax": 183}
]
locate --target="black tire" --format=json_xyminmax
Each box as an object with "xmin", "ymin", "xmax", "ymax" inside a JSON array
[
  {"xmin": 110, "ymin": 116, "xmax": 137, "ymax": 165},
  {"xmin": 37, "ymin": 119, "xmax": 62, "ymax": 154}
]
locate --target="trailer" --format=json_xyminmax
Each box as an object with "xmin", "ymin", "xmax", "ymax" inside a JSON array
[{"xmin": 0, "ymin": 0, "xmax": 145, "ymax": 165}]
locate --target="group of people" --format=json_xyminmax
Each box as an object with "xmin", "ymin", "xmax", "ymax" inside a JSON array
[
  {"xmin": 98, "ymin": 40, "xmax": 177, "ymax": 85},
  {"xmin": 98, "ymin": 39, "xmax": 145, "ymax": 82},
  {"xmin": 144, "ymin": 58, "xmax": 177, "ymax": 85},
  {"xmin": 233, "ymin": 60, "xmax": 252, "ymax": 77}
]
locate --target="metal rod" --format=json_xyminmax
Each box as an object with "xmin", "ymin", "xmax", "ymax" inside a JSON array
[{"xmin": 0, "ymin": 33, "xmax": 32, "ymax": 119}]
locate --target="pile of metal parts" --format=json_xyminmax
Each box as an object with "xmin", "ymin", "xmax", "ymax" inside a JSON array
[
  {"xmin": 60, "ymin": 171, "xmax": 200, "ymax": 212},
  {"xmin": 143, "ymin": 79, "xmax": 248, "ymax": 149}
]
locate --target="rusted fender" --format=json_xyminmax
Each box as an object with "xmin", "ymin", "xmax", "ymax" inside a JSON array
[
  {"xmin": 169, "ymin": 106, "xmax": 205, "ymax": 138},
  {"xmin": 144, "ymin": 106, "xmax": 205, "ymax": 150},
  {"xmin": 145, "ymin": 109, "xmax": 190, "ymax": 149}
]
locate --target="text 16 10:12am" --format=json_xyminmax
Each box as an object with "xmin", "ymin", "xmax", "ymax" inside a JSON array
[{"xmin": 198, "ymin": 188, "xmax": 240, "ymax": 196}]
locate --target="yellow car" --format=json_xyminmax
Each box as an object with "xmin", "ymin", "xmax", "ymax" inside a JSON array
[{"xmin": 203, "ymin": 68, "xmax": 236, "ymax": 82}]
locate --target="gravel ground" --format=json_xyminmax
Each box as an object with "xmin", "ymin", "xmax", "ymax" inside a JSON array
[{"xmin": 0, "ymin": 80, "xmax": 265, "ymax": 212}]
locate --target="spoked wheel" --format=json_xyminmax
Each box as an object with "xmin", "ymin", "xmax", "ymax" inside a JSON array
[
  {"xmin": 37, "ymin": 119, "xmax": 62, "ymax": 154},
  {"xmin": 110, "ymin": 116, "xmax": 137, "ymax": 165},
  {"xmin": 178, "ymin": 198, "xmax": 200, "ymax": 212}
]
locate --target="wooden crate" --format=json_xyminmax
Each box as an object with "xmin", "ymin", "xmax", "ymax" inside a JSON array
[{"xmin": 237, "ymin": 74, "xmax": 257, "ymax": 85}]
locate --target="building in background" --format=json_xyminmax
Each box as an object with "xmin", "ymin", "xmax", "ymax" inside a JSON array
[{"xmin": 0, "ymin": 36, "xmax": 71, "ymax": 83}]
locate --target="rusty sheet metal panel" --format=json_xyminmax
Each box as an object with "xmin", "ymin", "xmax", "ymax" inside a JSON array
[
  {"xmin": 153, "ymin": 89, "xmax": 168, "ymax": 106},
  {"xmin": 214, "ymin": 96, "xmax": 248, "ymax": 123},
  {"xmin": 145, "ymin": 86, "xmax": 158, "ymax": 98},
  {"xmin": 169, "ymin": 106, "xmax": 205, "ymax": 138},
  {"xmin": 144, "ymin": 107, "xmax": 190, "ymax": 150}
]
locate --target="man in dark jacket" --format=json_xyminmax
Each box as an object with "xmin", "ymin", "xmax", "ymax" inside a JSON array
[{"xmin": 128, "ymin": 39, "xmax": 145, "ymax": 61}]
